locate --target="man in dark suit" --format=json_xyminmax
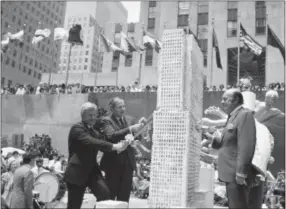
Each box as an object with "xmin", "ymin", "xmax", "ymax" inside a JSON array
[
  {"xmin": 203, "ymin": 89, "xmax": 257, "ymax": 208},
  {"xmin": 100, "ymin": 97, "xmax": 144, "ymax": 202},
  {"xmin": 64, "ymin": 102, "xmax": 128, "ymax": 209}
]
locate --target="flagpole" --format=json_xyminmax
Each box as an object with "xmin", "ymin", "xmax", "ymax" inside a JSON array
[
  {"xmin": 115, "ymin": 23, "xmax": 119, "ymax": 87},
  {"xmin": 138, "ymin": 23, "xmax": 145, "ymax": 85},
  {"xmin": 48, "ymin": 21, "xmax": 57, "ymax": 86},
  {"xmin": 95, "ymin": 25, "xmax": 101, "ymax": 87},
  {"xmin": 65, "ymin": 42, "xmax": 74, "ymax": 87},
  {"xmin": 33, "ymin": 21, "xmax": 41, "ymax": 85},
  {"xmin": 237, "ymin": 11, "xmax": 241, "ymax": 85},
  {"xmin": 19, "ymin": 24, "xmax": 26, "ymax": 75},
  {"xmin": 265, "ymin": 13, "xmax": 268, "ymax": 86},
  {"xmin": 210, "ymin": 17, "xmax": 214, "ymax": 88}
]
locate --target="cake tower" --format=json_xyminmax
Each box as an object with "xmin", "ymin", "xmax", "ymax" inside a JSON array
[{"xmin": 148, "ymin": 29, "xmax": 204, "ymax": 208}]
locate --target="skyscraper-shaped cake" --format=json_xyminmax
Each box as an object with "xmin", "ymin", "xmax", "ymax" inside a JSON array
[{"xmin": 148, "ymin": 29, "xmax": 204, "ymax": 208}]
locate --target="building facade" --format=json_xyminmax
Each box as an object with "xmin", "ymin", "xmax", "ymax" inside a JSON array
[
  {"xmin": 41, "ymin": 2, "xmax": 128, "ymax": 86},
  {"xmin": 1, "ymin": 1, "xmax": 66, "ymax": 86},
  {"xmin": 138, "ymin": 0, "xmax": 285, "ymax": 87}
]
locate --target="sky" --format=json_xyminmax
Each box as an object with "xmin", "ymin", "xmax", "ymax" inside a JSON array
[
  {"xmin": 65, "ymin": 1, "xmax": 141, "ymax": 23},
  {"xmin": 121, "ymin": 1, "xmax": 141, "ymax": 23}
]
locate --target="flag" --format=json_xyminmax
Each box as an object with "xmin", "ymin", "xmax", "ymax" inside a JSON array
[
  {"xmin": 120, "ymin": 32, "xmax": 144, "ymax": 54},
  {"xmin": 1, "ymin": 33, "xmax": 11, "ymax": 53},
  {"xmin": 68, "ymin": 24, "xmax": 83, "ymax": 45},
  {"xmin": 9, "ymin": 30, "xmax": 24, "ymax": 48},
  {"xmin": 142, "ymin": 29, "xmax": 162, "ymax": 53},
  {"xmin": 54, "ymin": 28, "xmax": 68, "ymax": 41},
  {"xmin": 267, "ymin": 25, "xmax": 285, "ymax": 62},
  {"xmin": 100, "ymin": 33, "xmax": 124, "ymax": 54},
  {"xmin": 89, "ymin": 16, "xmax": 96, "ymax": 27},
  {"xmin": 32, "ymin": 28, "xmax": 51, "ymax": 45},
  {"xmin": 240, "ymin": 24, "xmax": 263, "ymax": 55},
  {"xmin": 212, "ymin": 28, "xmax": 222, "ymax": 69}
]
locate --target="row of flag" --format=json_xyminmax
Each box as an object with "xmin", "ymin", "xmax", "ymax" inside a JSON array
[
  {"xmin": 210, "ymin": 23, "xmax": 285, "ymax": 71},
  {"xmin": 1, "ymin": 23, "xmax": 163, "ymax": 58}
]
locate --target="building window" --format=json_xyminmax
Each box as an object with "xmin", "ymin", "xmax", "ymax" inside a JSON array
[
  {"xmin": 38, "ymin": 73, "xmax": 41, "ymax": 80},
  {"xmin": 177, "ymin": 1, "xmax": 189, "ymax": 27},
  {"xmin": 115, "ymin": 23, "xmax": 122, "ymax": 33},
  {"xmin": 23, "ymin": 66, "xmax": 26, "ymax": 73},
  {"xmin": 8, "ymin": 80, "xmax": 12, "ymax": 86},
  {"xmin": 125, "ymin": 53, "xmax": 133, "ymax": 67},
  {"xmin": 11, "ymin": 60, "xmax": 15, "ymax": 68},
  {"xmin": 85, "ymin": 51, "xmax": 89, "ymax": 55},
  {"xmin": 33, "ymin": 71, "xmax": 37, "ymax": 77},
  {"xmin": 28, "ymin": 69, "xmax": 32, "ymax": 75},
  {"xmin": 13, "ymin": 50, "xmax": 17, "ymax": 57},
  {"xmin": 84, "ymin": 65, "xmax": 87, "ymax": 70},
  {"xmin": 12, "ymin": 15, "xmax": 16, "ymax": 22},
  {"xmin": 197, "ymin": 2, "xmax": 209, "ymax": 25},
  {"xmin": 255, "ymin": 1, "xmax": 266, "ymax": 35},
  {"xmin": 127, "ymin": 23, "xmax": 135, "ymax": 32},
  {"xmin": 198, "ymin": 39, "xmax": 208, "ymax": 67},
  {"xmin": 148, "ymin": 1, "xmax": 156, "ymax": 29},
  {"xmin": 111, "ymin": 51, "xmax": 120, "ymax": 71},
  {"xmin": 1, "ymin": 77, "xmax": 5, "ymax": 85},
  {"xmin": 227, "ymin": 1, "xmax": 238, "ymax": 37},
  {"xmin": 114, "ymin": 33, "xmax": 121, "ymax": 46},
  {"xmin": 85, "ymin": 58, "xmax": 88, "ymax": 62},
  {"xmin": 5, "ymin": 58, "xmax": 10, "ymax": 65},
  {"xmin": 145, "ymin": 49, "xmax": 153, "ymax": 66}
]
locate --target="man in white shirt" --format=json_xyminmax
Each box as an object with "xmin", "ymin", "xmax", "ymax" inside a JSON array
[
  {"xmin": 15, "ymin": 85, "xmax": 26, "ymax": 95},
  {"xmin": 31, "ymin": 158, "xmax": 49, "ymax": 179}
]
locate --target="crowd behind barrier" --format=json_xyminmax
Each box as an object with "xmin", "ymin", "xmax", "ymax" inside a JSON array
[{"xmin": 1, "ymin": 82, "xmax": 285, "ymax": 95}]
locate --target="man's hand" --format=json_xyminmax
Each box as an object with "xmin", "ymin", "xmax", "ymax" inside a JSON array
[
  {"xmin": 130, "ymin": 123, "xmax": 144, "ymax": 133},
  {"xmin": 235, "ymin": 175, "xmax": 247, "ymax": 186},
  {"xmin": 113, "ymin": 141, "xmax": 129, "ymax": 153},
  {"xmin": 139, "ymin": 117, "xmax": 147, "ymax": 125},
  {"xmin": 269, "ymin": 156, "xmax": 275, "ymax": 164}
]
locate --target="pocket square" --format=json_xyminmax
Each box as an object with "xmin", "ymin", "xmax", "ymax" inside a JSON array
[{"xmin": 227, "ymin": 123, "xmax": 234, "ymax": 130}]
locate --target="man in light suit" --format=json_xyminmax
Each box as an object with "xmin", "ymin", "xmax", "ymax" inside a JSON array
[
  {"xmin": 64, "ymin": 102, "xmax": 129, "ymax": 209},
  {"xmin": 204, "ymin": 88, "xmax": 258, "ymax": 208},
  {"xmin": 100, "ymin": 97, "xmax": 144, "ymax": 202}
]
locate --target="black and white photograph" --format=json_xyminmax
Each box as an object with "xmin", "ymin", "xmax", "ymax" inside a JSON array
[{"xmin": 1, "ymin": 0, "xmax": 285, "ymax": 208}]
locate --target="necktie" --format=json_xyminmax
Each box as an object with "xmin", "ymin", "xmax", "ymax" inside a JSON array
[{"xmin": 119, "ymin": 117, "xmax": 124, "ymax": 127}]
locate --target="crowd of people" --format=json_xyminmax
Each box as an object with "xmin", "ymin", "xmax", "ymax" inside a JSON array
[
  {"xmin": 1, "ymin": 82, "xmax": 158, "ymax": 95},
  {"xmin": 204, "ymin": 82, "xmax": 285, "ymax": 92},
  {"xmin": 1, "ymin": 81, "xmax": 284, "ymax": 95}
]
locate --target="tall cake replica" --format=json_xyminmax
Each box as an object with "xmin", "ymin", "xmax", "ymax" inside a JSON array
[{"xmin": 148, "ymin": 29, "xmax": 204, "ymax": 208}]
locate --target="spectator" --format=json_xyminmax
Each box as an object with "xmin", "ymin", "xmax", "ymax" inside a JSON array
[
  {"xmin": 31, "ymin": 158, "xmax": 49, "ymax": 179},
  {"xmin": 15, "ymin": 85, "xmax": 26, "ymax": 95},
  {"xmin": 35, "ymin": 82, "xmax": 44, "ymax": 95}
]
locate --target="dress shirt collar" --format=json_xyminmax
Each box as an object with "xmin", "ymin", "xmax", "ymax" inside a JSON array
[{"xmin": 229, "ymin": 105, "xmax": 243, "ymax": 117}]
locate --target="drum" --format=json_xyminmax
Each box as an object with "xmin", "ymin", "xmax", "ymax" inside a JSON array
[{"xmin": 34, "ymin": 172, "xmax": 59, "ymax": 203}]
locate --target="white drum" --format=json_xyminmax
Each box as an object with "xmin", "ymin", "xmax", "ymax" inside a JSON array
[{"xmin": 33, "ymin": 172, "xmax": 59, "ymax": 203}]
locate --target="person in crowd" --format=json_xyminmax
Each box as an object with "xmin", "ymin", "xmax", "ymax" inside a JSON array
[
  {"xmin": 64, "ymin": 102, "xmax": 129, "ymax": 209},
  {"xmin": 15, "ymin": 85, "xmax": 26, "ymax": 95},
  {"xmin": 52, "ymin": 155, "xmax": 65, "ymax": 173},
  {"xmin": 10, "ymin": 152, "xmax": 38, "ymax": 209},
  {"xmin": 35, "ymin": 82, "xmax": 44, "ymax": 95},
  {"xmin": 48, "ymin": 153, "xmax": 58, "ymax": 170},
  {"xmin": 100, "ymin": 97, "xmax": 145, "ymax": 202},
  {"xmin": 1, "ymin": 150, "xmax": 7, "ymax": 173},
  {"xmin": 7, "ymin": 151, "xmax": 20, "ymax": 166},
  {"xmin": 1, "ymin": 160, "xmax": 21, "ymax": 207},
  {"xmin": 201, "ymin": 88, "xmax": 258, "ymax": 208},
  {"xmin": 31, "ymin": 158, "xmax": 49, "ymax": 179}
]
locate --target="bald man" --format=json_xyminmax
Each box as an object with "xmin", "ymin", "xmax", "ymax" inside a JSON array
[
  {"xmin": 204, "ymin": 89, "xmax": 258, "ymax": 208},
  {"xmin": 64, "ymin": 102, "xmax": 129, "ymax": 209}
]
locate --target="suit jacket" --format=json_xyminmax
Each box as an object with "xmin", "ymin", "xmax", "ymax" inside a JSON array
[
  {"xmin": 10, "ymin": 164, "xmax": 34, "ymax": 209},
  {"xmin": 64, "ymin": 121, "xmax": 114, "ymax": 186},
  {"xmin": 100, "ymin": 114, "xmax": 137, "ymax": 171},
  {"xmin": 212, "ymin": 106, "xmax": 257, "ymax": 183}
]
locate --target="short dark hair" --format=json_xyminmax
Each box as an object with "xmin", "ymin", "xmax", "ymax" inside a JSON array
[
  {"xmin": 12, "ymin": 151, "xmax": 19, "ymax": 155},
  {"xmin": 22, "ymin": 151, "xmax": 39, "ymax": 164},
  {"xmin": 108, "ymin": 97, "xmax": 124, "ymax": 109},
  {"xmin": 232, "ymin": 90, "xmax": 244, "ymax": 105}
]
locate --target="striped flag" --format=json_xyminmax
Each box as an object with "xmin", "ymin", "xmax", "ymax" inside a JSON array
[
  {"xmin": 100, "ymin": 33, "xmax": 124, "ymax": 54},
  {"xmin": 1, "ymin": 33, "xmax": 11, "ymax": 53},
  {"xmin": 240, "ymin": 24, "xmax": 263, "ymax": 55},
  {"xmin": 120, "ymin": 32, "xmax": 145, "ymax": 54},
  {"xmin": 267, "ymin": 25, "xmax": 285, "ymax": 62},
  {"xmin": 54, "ymin": 28, "xmax": 68, "ymax": 41},
  {"xmin": 142, "ymin": 29, "xmax": 162, "ymax": 53},
  {"xmin": 32, "ymin": 29, "xmax": 51, "ymax": 45},
  {"xmin": 212, "ymin": 28, "xmax": 222, "ymax": 69},
  {"xmin": 9, "ymin": 30, "xmax": 24, "ymax": 47}
]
